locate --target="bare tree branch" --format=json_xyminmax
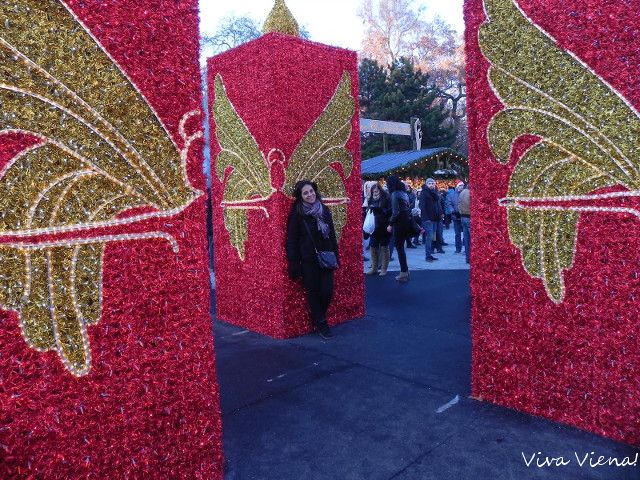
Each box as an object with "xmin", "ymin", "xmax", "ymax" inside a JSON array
[{"xmin": 203, "ymin": 15, "xmax": 311, "ymax": 56}]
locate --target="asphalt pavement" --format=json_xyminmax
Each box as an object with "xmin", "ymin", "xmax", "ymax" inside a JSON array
[{"xmin": 212, "ymin": 240, "xmax": 639, "ymax": 480}]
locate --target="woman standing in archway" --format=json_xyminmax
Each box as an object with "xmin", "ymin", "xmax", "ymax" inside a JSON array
[{"xmin": 286, "ymin": 180, "xmax": 339, "ymax": 338}]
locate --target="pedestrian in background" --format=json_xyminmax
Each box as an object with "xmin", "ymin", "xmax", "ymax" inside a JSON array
[
  {"xmin": 386, "ymin": 175, "xmax": 412, "ymax": 282},
  {"xmin": 447, "ymin": 182, "xmax": 465, "ymax": 254},
  {"xmin": 365, "ymin": 183, "xmax": 392, "ymax": 276},
  {"xmin": 406, "ymin": 186, "xmax": 418, "ymax": 248},
  {"xmin": 362, "ymin": 180, "xmax": 378, "ymax": 261},
  {"xmin": 444, "ymin": 186, "xmax": 455, "ymax": 229},
  {"xmin": 419, "ymin": 178, "xmax": 443, "ymax": 262},
  {"xmin": 458, "ymin": 183, "xmax": 471, "ymax": 264},
  {"xmin": 437, "ymin": 189, "xmax": 447, "ymax": 247}
]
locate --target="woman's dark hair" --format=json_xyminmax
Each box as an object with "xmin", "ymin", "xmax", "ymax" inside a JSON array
[
  {"xmin": 367, "ymin": 182, "xmax": 388, "ymax": 204},
  {"xmin": 386, "ymin": 175, "xmax": 406, "ymax": 193},
  {"xmin": 292, "ymin": 180, "xmax": 322, "ymax": 215}
]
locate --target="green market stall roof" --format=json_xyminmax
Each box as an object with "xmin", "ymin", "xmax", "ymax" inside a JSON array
[{"xmin": 361, "ymin": 148, "xmax": 467, "ymax": 178}]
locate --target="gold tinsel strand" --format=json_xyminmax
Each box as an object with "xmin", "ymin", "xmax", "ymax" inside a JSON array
[{"xmin": 262, "ymin": 0, "xmax": 300, "ymax": 37}]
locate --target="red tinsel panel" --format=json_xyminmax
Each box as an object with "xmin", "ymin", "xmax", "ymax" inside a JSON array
[
  {"xmin": 208, "ymin": 33, "xmax": 365, "ymax": 338},
  {"xmin": 466, "ymin": 0, "xmax": 640, "ymax": 445},
  {"xmin": 0, "ymin": 1, "xmax": 223, "ymax": 478}
]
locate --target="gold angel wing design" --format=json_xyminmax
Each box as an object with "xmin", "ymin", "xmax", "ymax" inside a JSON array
[
  {"xmin": 479, "ymin": 0, "xmax": 640, "ymax": 302},
  {"xmin": 212, "ymin": 74, "xmax": 275, "ymax": 260},
  {"xmin": 0, "ymin": 0, "xmax": 201, "ymax": 375},
  {"xmin": 283, "ymin": 72, "xmax": 355, "ymax": 239}
]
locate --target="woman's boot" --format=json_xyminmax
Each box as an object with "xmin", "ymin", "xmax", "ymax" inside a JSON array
[
  {"xmin": 378, "ymin": 246, "xmax": 390, "ymax": 276},
  {"xmin": 366, "ymin": 247, "xmax": 379, "ymax": 275}
]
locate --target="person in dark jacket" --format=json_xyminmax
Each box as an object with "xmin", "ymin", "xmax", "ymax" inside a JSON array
[
  {"xmin": 405, "ymin": 188, "xmax": 418, "ymax": 248},
  {"xmin": 385, "ymin": 175, "xmax": 412, "ymax": 282},
  {"xmin": 444, "ymin": 186, "xmax": 455, "ymax": 229},
  {"xmin": 365, "ymin": 183, "xmax": 392, "ymax": 276},
  {"xmin": 419, "ymin": 178, "xmax": 444, "ymax": 261},
  {"xmin": 286, "ymin": 180, "xmax": 339, "ymax": 339},
  {"xmin": 446, "ymin": 182, "xmax": 464, "ymax": 253},
  {"xmin": 437, "ymin": 189, "xmax": 448, "ymax": 247}
]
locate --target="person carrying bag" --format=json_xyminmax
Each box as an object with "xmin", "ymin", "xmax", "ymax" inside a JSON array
[
  {"xmin": 303, "ymin": 220, "xmax": 338, "ymax": 270},
  {"xmin": 365, "ymin": 183, "xmax": 392, "ymax": 275},
  {"xmin": 363, "ymin": 208, "xmax": 376, "ymax": 236},
  {"xmin": 286, "ymin": 180, "xmax": 339, "ymax": 339}
]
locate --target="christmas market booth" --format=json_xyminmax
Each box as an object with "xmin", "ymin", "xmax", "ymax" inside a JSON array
[{"xmin": 361, "ymin": 147, "xmax": 468, "ymax": 189}]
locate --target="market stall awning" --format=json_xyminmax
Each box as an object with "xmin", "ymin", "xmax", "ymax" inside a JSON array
[{"xmin": 361, "ymin": 148, "xmax": 466, "ymax": 178}]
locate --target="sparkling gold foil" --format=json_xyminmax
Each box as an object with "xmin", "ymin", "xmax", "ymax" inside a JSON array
[
  {"xmin": 479, "ymin": 0, "xmax": 640, "ymax": 302},
  {"xmin": 262, "ymin": 0, "xmax": 300, "ymax": 37},
  {"xmin": 213, "ymin": 74, "xmax": 275, "ymax": 260},
  {"xmin": 48, "ymin": 247, "xmax": 90, "ymax": 375},
  {"xmin": 0, "ymin": 247, "xmax": 27, "ymax": 309},
  {"xmin": 20, "ymin": 251, "xmax": 55, "ymax": 350},
  {"xmin": 0, "ymin": 0, "xmax": 198, "ymax": 207},
  {"xmin": 283, "ymin": 72, "xmax": 355, "ymax": 240}
]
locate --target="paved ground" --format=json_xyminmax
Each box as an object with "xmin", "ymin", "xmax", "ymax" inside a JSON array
[
  {"xmin": 363, "ymin": 225, "xmax": 469, "ymax": 272},
  {"xmin": 212, "ymin": 270, "xmax": 639, "ymax": 480}
]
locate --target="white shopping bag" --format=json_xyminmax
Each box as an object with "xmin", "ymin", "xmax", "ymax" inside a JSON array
[{"xmin": 363, "ymin": 208, "xmax": 376, "ymax": 234}]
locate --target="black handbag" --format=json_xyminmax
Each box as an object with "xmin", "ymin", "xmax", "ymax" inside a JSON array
[
  {"xmin": 316, "ymin": 250, "xmax": 338, "ymax": 270},
  {"xmin": 302, "ymin": 218, "xmax": 338, "ymax": 270}
]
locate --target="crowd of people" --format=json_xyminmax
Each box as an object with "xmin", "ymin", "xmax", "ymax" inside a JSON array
[
  {"xmin": 285, "ymin": 176, "xmax": 471, "ymax": 340},
  {"xmin": 362, "ymin": 177, "xmax": 471, "ymax": 282}
]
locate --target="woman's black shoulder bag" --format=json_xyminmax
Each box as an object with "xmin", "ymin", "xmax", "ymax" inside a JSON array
[{"xmin": 302, "ymin": 217, "xmax": 338, "ymax": 270}]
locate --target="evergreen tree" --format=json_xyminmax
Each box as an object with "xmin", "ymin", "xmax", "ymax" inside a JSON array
[
  {"xmin": 359, "ymin": 57, "xmax": 457, "ymax": 159},
  {"xmin": 358, "ymin": 58, "xmax": 387, "ymax": 117},
  {"xmin": 359, "ymin": 58, "xmax": 389, "ymax": 159}
]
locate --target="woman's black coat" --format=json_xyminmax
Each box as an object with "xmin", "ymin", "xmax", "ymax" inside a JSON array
[
  {"xmin": 286, "ymin": 203, "xmax": 339, "ymax": 278},
  {"xmin": 367, "ymin": 194, "xmax": 391, "ymax": 236}
]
